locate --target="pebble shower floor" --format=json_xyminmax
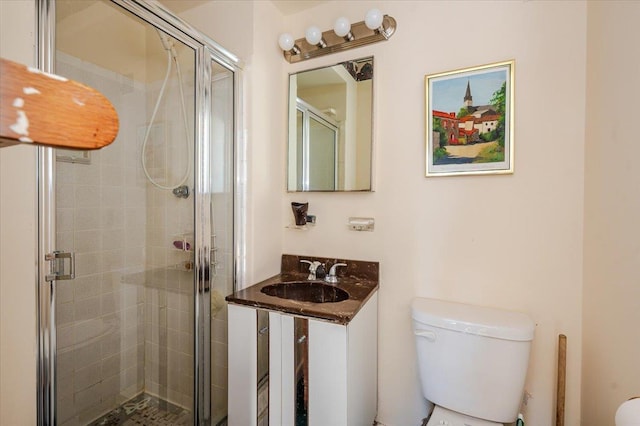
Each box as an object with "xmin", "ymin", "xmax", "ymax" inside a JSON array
[{"xmin": 88, "ymin": 394, "xmax": 190, "ymax": 426}]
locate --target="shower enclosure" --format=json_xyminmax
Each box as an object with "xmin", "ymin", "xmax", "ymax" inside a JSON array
[
  {"xmin": 37, "ymin": 0, "xmax": 243, "ymax": 424},
  {"xmin": 295, "ymin": 99, "xmax": 339, "ymax": 191}
]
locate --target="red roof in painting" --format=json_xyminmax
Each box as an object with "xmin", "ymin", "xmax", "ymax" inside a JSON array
[
  {"xmin": 459, "ymin": 114, "xmax": 500, "ymax": 124},
  {"xmin": 433, "ymin": 110, "xmax": 457, "ymax": 120}
]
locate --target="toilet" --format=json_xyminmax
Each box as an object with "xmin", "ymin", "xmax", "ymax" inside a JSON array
[
  {"xmin": 411, "ymin": 297, "xmax": 535, "ymax": 425},
  {"xmin": 616, "ymin": 398, "xmax": 640, "ymax": 425}
]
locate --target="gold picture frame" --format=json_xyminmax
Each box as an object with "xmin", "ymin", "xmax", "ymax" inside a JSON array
[{"xmin": 425, "ymin": 60, "xmax": 514, "ymax": 177}]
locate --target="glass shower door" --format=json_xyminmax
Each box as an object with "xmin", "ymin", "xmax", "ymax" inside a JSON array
[
  {"xmin": 40, "ymin": 0, "xmax": 236, "ymax": 425},
  {"xmin": 307, "ymin": 115, "xmax": 338, "ymax": 191},
  {"xmin": 295, "ymin": 102, "xmax": 339, "ymax": 191},
  {"xmin": 208, "ymin": 61, "xmax": 235, "ymax": 426},
  {"xmin": 49, "ymin": 1, "xmax": 216, "ymax": 424}
]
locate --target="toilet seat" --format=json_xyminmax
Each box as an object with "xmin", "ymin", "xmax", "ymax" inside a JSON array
[{"xmin": 426, "ymin": 406, "xmax": 503, "ymax": 426}]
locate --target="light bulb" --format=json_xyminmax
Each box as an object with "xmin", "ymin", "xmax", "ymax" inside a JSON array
[
  {"xmin": 278, "ymin": 33, "xmax": 295, "ymax": 51},
  {"xmin": 365, "ymin": 8, "xmax": 384, "ymax": 31},
  {"xmin": 305, "ymin": 26, "xmax": 323, "ymax": 46},
  {"xmin": 333, "ymin": 17, "xmax": 351, "ymax": 37}
]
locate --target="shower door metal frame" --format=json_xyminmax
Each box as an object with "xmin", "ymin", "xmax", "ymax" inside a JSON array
[{"xmin": 36, "ymin": 0, "xmax": 245, "ymax": 424}]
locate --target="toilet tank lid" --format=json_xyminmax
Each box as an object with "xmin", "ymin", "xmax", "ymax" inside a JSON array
[{"xmin": 411, "ymin": 298, "xmax": 535, "ymax": 341}]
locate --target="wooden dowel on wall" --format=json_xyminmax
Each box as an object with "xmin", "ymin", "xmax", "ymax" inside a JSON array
[{"xmin": 556, "ymin": 334, "xmax": 567, "ymax": 426}]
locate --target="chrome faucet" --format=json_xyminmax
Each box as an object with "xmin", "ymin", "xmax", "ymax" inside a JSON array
[
  {"xmin": 300, "ymin": 260, "xmax": 323, "ymax": 280},
  {"xmin": 325, "ymin": 263, "xmax": 347, "ymax": 283}
]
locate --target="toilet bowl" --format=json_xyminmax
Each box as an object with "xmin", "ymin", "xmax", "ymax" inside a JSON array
[{"xmin": 412, "ymin": 297, "xmax": 535, "ymax": 425}]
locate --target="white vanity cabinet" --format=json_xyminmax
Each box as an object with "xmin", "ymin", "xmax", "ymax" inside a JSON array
[{"xmin": 228, "ymin": 292, "xmax": 378, "ymax": 426}]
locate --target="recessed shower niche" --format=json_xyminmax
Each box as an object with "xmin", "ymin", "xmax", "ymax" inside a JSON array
[{"xmin": 38, "ymin": 0, "xmax": 241, "ymax": 424}]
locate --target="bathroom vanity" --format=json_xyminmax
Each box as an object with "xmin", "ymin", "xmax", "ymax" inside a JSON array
[{"xmin": 226, "ymin": 254, "xmax": 379, "ymax": 426}]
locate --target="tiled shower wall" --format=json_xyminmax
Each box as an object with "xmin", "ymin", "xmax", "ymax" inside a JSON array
[{"xmin": 55, "ymin": 52, "xmax": 148, "ymax": 425}]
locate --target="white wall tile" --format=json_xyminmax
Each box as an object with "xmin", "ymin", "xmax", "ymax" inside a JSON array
[
  {"xmin": 74, "ymin": 186, "xmax": 100, "ymax": 209},
  {"xmin": 57, "ymin": 208, "xmax": 75, "ymax": 232},
  {"xmin": 74, "ymin": 361, "xmax": 102, "ymax": 391},
  {"xmin": 74, "ymin": 296, "xmax": 101, "ymax": 322},
  {"xmin": 100, "ymin": 208, "xmax": 125, "ymax": 230},
  {"xmin": 57, "ymin": 301, "xmax": 75, "ymax": 326},
  {"xmin": 74, "ymin": 208, "xmax": 100, "ymax": 231},
  {"xmin": 73, "ymin": 275, "xmax": 101, "ymax": 300},
  {"xmin": 74, "ymin": 230, "xmax": 102, "ymax": 253}
]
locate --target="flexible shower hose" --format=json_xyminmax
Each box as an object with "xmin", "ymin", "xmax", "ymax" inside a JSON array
[{"xmin": 141, "ymin": 31, "xmax": 191, "ymax": 190}]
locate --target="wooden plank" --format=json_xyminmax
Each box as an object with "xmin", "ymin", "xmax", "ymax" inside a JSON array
[
  {"xmin": 556, "ymin": 334, "xmax": 567, "ymax": 426},
  {"xmin": 0, "ymin": 57, "xmax": 118, "ymax": 149}
]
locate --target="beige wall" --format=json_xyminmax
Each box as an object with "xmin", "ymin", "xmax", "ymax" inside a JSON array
[
  {"xmin": 279, "ymin": 1, "xmax": 586, "ymax": 425},
  {"xmin": 583, "ymin": 2, "xmax": 640, "ymax": 424},
  {"xmin": 0, "ymin": 1, "xmax": 37, "ymax": 425}
]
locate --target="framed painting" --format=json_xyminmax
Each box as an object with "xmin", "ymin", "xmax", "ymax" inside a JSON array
[{"xmin": 425, "ymin": 60, "xmax": 514, "ymax": 176}]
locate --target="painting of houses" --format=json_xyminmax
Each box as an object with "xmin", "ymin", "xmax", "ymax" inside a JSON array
[
  {"xmin": 432, "ymin": 110, "xmax": 459, "ymax": 147},
  {"xmin": 425, "ymin": 60, "xmax": 514, "ymax": 176}
]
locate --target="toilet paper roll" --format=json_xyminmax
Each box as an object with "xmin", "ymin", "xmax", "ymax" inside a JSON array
[{"xmin": 616, "ymin": 398, "xmax": 640, "ymax": 425}]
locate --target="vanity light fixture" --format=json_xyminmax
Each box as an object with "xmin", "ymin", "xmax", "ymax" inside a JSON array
[
  {"xmin": 278, "ymin": 33, "xmax": 300, "ymax": 55},
  {"xmin": 364, "ymin": 8, "xmax": 384, "ymax": 32},
  {"xmin": 305, "ymin": 26, "xmax": 327, "ymax": 48},
  {"xmin": 334, "ymin": 17, "xmax": 354, "ymax": 41},
  {"xmin": 278, "ymin": 9, "xmax": 397, "ymax": 63}
]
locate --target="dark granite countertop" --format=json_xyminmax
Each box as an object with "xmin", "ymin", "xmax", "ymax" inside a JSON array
[{"xmin": 226, "ymin": 254, "xmax": 379, "ymax": 325}]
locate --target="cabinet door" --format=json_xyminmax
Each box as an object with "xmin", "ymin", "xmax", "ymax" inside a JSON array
[
  {"xmin": 228, "ymin": 304, "xmax": 257, "ymax": 425},
  {"xmin": 347, "ymin": 292, "xmax": 378, "ymax": 425},
  {"xmin": 269, "ymin": 311, "xmax": 295, "ymax": 426},
  {"xmin": 308, "ymin": 320, "xmax": 348, "ymax": 426},
  {"xmin": 308, "ymin": 291, "xmax": 378, "ymax": 426}
]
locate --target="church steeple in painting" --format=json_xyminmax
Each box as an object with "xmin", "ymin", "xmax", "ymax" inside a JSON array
[{"xmin": 464, "ymin": 80, "xmax": 473, "ymax": 108}]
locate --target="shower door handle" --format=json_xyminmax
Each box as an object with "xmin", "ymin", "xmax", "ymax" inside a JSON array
[
  {"xmin": 209, "ymin": 234, "xmax": 219, "ymax": 275},
  {"xmin": 44, "ymin": 251, "xmax": 75, "ymax": 282}
]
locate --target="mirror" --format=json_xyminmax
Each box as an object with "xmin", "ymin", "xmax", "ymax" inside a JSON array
[{"xmin": 287, "ymin": 57, "xmax": 373, "ymax": 191}]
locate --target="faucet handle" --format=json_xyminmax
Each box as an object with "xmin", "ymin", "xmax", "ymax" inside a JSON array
[
  {"xmin": 300, "ymin": 259, "xmax": 317, "ymax": 280},
  {"xmin": 325, "ymin": 263, "xmax": 347, "ymax": 283}
]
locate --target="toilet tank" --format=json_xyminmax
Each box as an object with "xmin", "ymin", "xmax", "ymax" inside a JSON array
[{"xmin": 411, "ymin": 298, "xmax": 535, "ymax": 424}]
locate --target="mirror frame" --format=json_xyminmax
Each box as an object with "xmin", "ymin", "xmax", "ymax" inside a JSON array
[{"xmin": 286, "ymin": 56, "xmax": 374, "ymax": 192}]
